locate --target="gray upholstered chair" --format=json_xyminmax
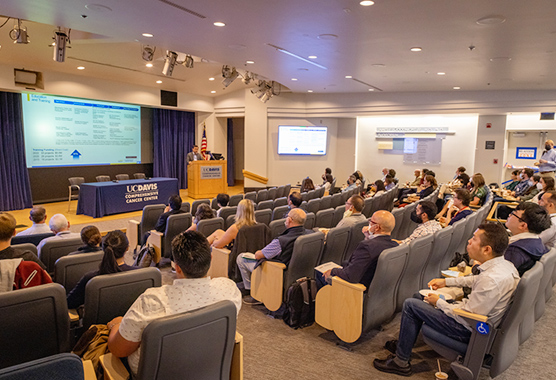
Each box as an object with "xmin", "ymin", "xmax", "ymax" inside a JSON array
[
  {"xmin": 400, "ymin": 201, "xmax": 419, "ymax": 240},
  {"xmin": 0, "ymin": 283, "xmax": 70, "ymax": 369},
  {"xmin": 331, "ymin": 205, "xmax": 345, "ymax": 227},
  {"xmin": 197, "ymin": 217, "xmax": 225, "ymax": 238},
  {"xmin": 276, "ymin": 185, "xmax": 286, "ymax": 199},
  {"xmin": 54, "ymin": 251, "xmax": 104, "ymax": 294},
  {"xmin": 0, "ymin": 353, "xmax": 86, "ymax": 380},
  {"xmin": 180, "ymin": 201, "xmax": 191, "ymax": 214},
  {"xmin": 39, "ymin": 237, "xmax": 83, "ymax": 275},
  {"xmin": 361, "ymin": 197, "xmax": 374, "ymax": 218},
  {"xmin": 541, "ymin": 248, "xmax": 556, "ymax": 307},
  {"xmin": 115, "ymin": 174, "xmax": 129, "ymax": 181},
  {"xmin": 225, "ymin": 215, "xmax": 236, "ymax": 230},
  {"xmin": 11, "ymin": 243, "xmax": 38, "ymax": 256},
  {"xmin": 420, "ymin": 226, "xmax": 453, "ymax": 288},
  {"xmin": 330, "ymin": 193, "xmax": 343, "ymax": 209},
  {"xmin": 191, "ymin": 199, "xmax": 211, "ymax": 216},
  {"xmin": 68, "ymin": 177, "xmax": 85, "ymax": 212},
  {"xmin": 211, "ymin": 198, "xmax": 219, "ymax": 210},
  {"xmin": 229, "ymin": 194, "xmax": 243, "ymax": 207},
  {"xmin": 306, "ymin": 198, "xmax": 320, "ymax": 215},
  {"xmin": 256, "ymin": 200, "xmax": 274, "ymax": 211},
  {"xmin": 82, "ymin": 267, "xmax": 162, "ymax": 330},
  {"xmin": 304, "ymin": 212, "xmax": 315, "ymax": 229},
  {"xmin": 396, "ymin": 234, "xmax": 434, "ymax": 311},
  {"xmin": 442, "ymin": 218, "xmax": 467, "ymax": 270},
  {"xmin": 272, "ymin": 205, "xmax": 289, "ymax": 221},
  {"xmin": 95, "ymin": 175, "xmax": 110, "ymax": 182},
  {"xmin": 268, "ymin": 187, "xmax": 278, "ymax": 200},
  {"xmin": 318, "ymin": 226, "xmax": 350, "ymax": 265},
  {"xmin": 218, "ymin": 206, "xmax": 237, "ymax": 226},
  {"xmin": 244, "ymin": 191, "xmax": 256, "ymax": 203},
  {"xmin": 101, "ymin": 301, "xmax": 238, "ymax": 380},
  {"xmin": 148, "ymin": 213, "xmax": 193, "ymax": 260},
  {"xmin": 254, "ymin": 209, "xmax": 272, "ymax": 226},
  {"xmin": 269, "ymin": 218, "xmax": 287, "ymax": 239},
  {"xmin": 319, "ymin": 195, "xmax": 332, "ymax": 211},
  {"xmin": 315, "ymin": 208, "xmax": 334, "ymax": 228},
  {"xmin": 283, "ymin": 184, "xmax": 291, "ymax": 197},
  {"xmin": 256, "ymin": 189, "xmax": 269, "ymax": 203},
  {"xmin": 134, "ymin": 173, "xmax": 147, "ymax": 179},
  {"xmin": 457, "ymin": 212, "xmax": 478, "ymax": 254},
  {"xmin": 127, "ymin": 204, "xmax": 166, "ymax": 248},
  {"xmin": 532, "ymin": 248, "xmax": 556, "ymax": 322},
  {"xmin": 389, "ymin": 207, "xmax": 405, "ymax": 240},
  {"xmin": 273, "ymin": 197, "xmax": 288, "ymax": 208},
  {"xmin": 342, "ymin": 219, "xmax": 368, "ymax": 263},
  {"xmin": 421, "ymin": 262, "xmax": 543, "ymax": 380},
  {"xmin": 12, "ymin": 232, "xmax": 55, "ymax": 246}
]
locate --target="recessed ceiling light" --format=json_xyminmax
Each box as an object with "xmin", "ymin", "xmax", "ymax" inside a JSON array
[
  {"xmin": 209, "ymin": 77, "xmax": 215, "ymax": 81},
  {"xmin": 317, "ymin": 34, "xmax": 338, "ymax": 40},
  {"xmin": 308, "ymin": 55, "xmax": 317, "ymax": 59},
  {"xmin": 211, "ymin": 90, "xmax": 216, "ymax": 94},
  {"xmin": 291, "ymin": 78, "xmax": 298, "ymax": 81},
  {"xmin": 156, "ymin": 80, "xmax": 162, "ymax": 84},
  {"xmin": 246, "ymin": 60, "xmax": 255, "ymax": 64},
  {"xmin": 368, "ymin": 88, "xmax": 374, "ymax": 91},
  {"xmin": 360, "ymin": 1, "xmax": 374, "ymax": 6},
  {"xmin": 307, "ymin": 90, "xmax": 313, "ymax": 92},
  {"xmin": 142, "ymin": 33, "xmax": 153, "ymax": 38},
  {"xmin": 476, "ymin": 15, "xmax": 506, "ymax": 25},
  {"xmin": 490, "ymin": 57, "xmax": 512, "ymax": 62},
  {"xmin": 146, "ymin": 63, "xmax": 153, "ymax": 68},
  {"xmin": 214, "ymin": 21, "xmax": 226, "ymax": 27},
  {"xmin": 372, "ymin": 64, "xmax": 385, "ymax": 67},
  {"xmin": 410, "ymin": 47, "xmax": 422, "ymax": 52},
  {"xmin": 77, "ymin": 66, "xmax": 85, "ymax": 70},
  {"xmin": 453, "ymin": 86, "xmax": 461, "ymax": 90},
  {"xmin": 345, "ymin": 75, "xmax": 353, "ymax": 79},
  {"xmin": 437, "ymin": 72, "xmax": 446, "ymax": 75},
  {"xmin": 85, "ymin": 4, "xmax": 112, "ymax": 12}
]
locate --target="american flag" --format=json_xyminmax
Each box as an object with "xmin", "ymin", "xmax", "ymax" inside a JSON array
[{"xmin": 201, "ymin": 124, "xmax": 208, "ymax": 160}]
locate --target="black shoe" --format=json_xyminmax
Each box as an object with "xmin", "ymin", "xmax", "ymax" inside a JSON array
[
  {"xmin": 373, "ymin": 354, "xmax": 412, "ymax": 377},
  {"xmin": 242, "ymin": 296, "xmax": 262, "ymax": 305},
  {"xmin": 385, "ymin": 339, "xmax": 398, "ymax": 354}
]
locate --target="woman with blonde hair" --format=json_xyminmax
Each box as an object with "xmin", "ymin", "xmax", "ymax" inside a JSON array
[{"xmin": 207, "ymin": 199, "xmax": 257, "ymax": 248}]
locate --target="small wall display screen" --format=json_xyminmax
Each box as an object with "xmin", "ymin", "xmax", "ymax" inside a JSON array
[
  {"xmin": 278, "ymin": 125, "xmax": 327, "ymax": 155},
  {"xmin": 21, "ymin": 93, "xmax": 141, "ymax": 167}
]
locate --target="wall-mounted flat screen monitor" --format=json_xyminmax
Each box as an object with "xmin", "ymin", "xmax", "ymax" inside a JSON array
[
  {"xmin": 278, "ymin": 125, "xmax": 327, "ymax": 155},
  {"xmin": 21, "ymin": 93, "xmax": 141, "ymax": 168}
]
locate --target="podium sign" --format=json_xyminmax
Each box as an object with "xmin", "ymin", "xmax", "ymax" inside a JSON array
[{"xmin": 188, "ymin": 160, "xmax": 228, "ymax": 199}]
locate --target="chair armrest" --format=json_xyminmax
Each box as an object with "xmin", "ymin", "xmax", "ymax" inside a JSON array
[
  {"xmin": 82, "ymin": 359, "xmax": 96, "ymax": 380},
  {"xmin": 251, "ymin": 261, "xmax": 286, "ymax": 311},
  {"xmin": 231, "ymin": 332, "xmax": 244, "ymax": 380},
  {"xmin": 126, "ymin": 220, "xmax": 140, "ymax": 251},
  {"xmin": 208, "ymin": 247, "xmax": 231, "ymax": 278},
  {"xmin": 68, "ymin": 309, "xmax": 80, "ymax": 322},
  {"xmin": 146, "ymin": 230, "xmax": 163, "ymax": 264},
  {"xmin": 453, "ymin": 308, "xmax": 488, "ymax": 322},
  {"xmin": 331, "ymin": 276, "xmax": 367, "ymax": 292},
  {"xmin": 100, "ymin": 353, "xmax": 130, "ymax": 380}
]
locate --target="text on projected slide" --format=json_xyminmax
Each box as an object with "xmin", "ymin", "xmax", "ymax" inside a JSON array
[{"xmin": 22, "ymin": 93, "xmax": 141, "ymax": 167}]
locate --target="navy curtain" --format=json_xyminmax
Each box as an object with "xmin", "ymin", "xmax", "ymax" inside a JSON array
[
  {"xmin": 152, "ymin": 108, "xmax": 195, "ymax": 189},
  {"xmin": 0, "ymin": 92, "xmax": 33, "ymax": 210},
  {"xmin": 227, "ymin": 118, "xmax": 235, "ymax": 187}
]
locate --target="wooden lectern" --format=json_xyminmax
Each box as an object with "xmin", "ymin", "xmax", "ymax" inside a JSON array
[{"xmin": 187, "ymin": 160, "xmax": 228, "ymax": 199}]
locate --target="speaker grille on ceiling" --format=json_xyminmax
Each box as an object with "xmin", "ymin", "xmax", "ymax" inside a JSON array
[{"xmin": 158, "ymin": 0, "xmax": 207, "ymax": 19}]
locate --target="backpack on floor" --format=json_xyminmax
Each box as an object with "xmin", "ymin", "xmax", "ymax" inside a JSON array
[
  {"xmin": 283, "ymin": 277, "xmax": 317, "ymax": 329},
  {"xmin": 133, "ymin": 244, "xmax": 155, "ymax": 268}
]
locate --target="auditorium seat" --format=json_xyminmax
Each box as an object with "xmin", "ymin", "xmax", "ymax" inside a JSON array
[
  {"xmin": 147, "ymin": 213, "xmax": 192, "ymax": 261},
  {"xmin": 11, "ymin": 232, "xmax": 55, "ymax": 246},
  {"xmin": 226, "ymin": 214, "xmax": 236, "ymax": 230},
  {"xmin": 254, "ymin": 209, "xmax": 272, "ymax": 226},
  {"xmin": 315, "ymin": 244, "xmax": 408, "ymax": 343},
  {"xmin": 127, "ymin": 204, "xmax": 165, "ymax": 249},
  {"xmin": 421, "ymin": 262, "xmax": 543, "ymax": 380},
  {"xmin": 306, "ymin": 198, "xmax": 320, "ymax": 214},
  {"xmin": 0, "ymin": 283, "xmax": 70, "ymax": 369},
  {"xmin": 100, "ymin": 301, "xmax": 239, "ymax": 380},
  {"xmin": 67, "ymin": 177, "xmax": 85, "ymax": 212},
  {"xmin": 211, "ymin": 198, "xmax": 219, "ymax": 210},
  {"xmin": 389, "ymin": 207, "xmax": 405, "ymax": 240},
  {"xmin": 318, "ymin": 226, "xmax": 350, "ymax": 265},
  {"xmin": 268, "ymin": 187, "xmax": 278, "ymax": 200},
  {"xmin": 314, "ymin": 208, "xmax": 334, "ymax": 228},
  {"xmin": 0, "ymin": 353, "xmax": 90, "ymax": 380},
  {"xmin": 229, "ymin": 194, "xmax": 243, "ymax": 206},
  {"xmin": 251, "ymin": 231, "xmax": 324, "ymax": 311},
  {"xmin": 11, "ymin": 243, "xmax": 38, "ymax": 256},
  {"xmin": 304, "ymin": 212, "xmax": 316, "ymax": 229},
  {"xmin": 319, "ymin": 195, "xmax": 332, "ymax": 211},
  {"xmin": 219, "ymin": 207, "xmax": 237, "ymax": 228},
  {"xmin": 133, "ymin": 173, "xmax": 146, "ymax": 179},
  {"xmin": 180, "ymin": 201, "xmax": 191, "ymax": 214},
  {"xmin": 273, "ymin": 197, "xmax": 288, "ymax": 208},
  {"xmin": 256, "ymin": 189, "xmax": 269, "ymax": 203},
  {"xmin": 54, "ymin": 251, "xmax": 104, "ymax": 294},
  {"xmin": 256, "ymin": 200, "xmax": 274, "ymax": 211},
  {"xmin": 342, "ymin": 220, "xmax": 368, "ymax": 262},
  {"xmin": 82, "ymin": 267, "xmax": 162, "ymax": 331},
  {"xmin": 420, "ymin": 226, "xmax": 453, "ymax": 289},
  {"xmin": 244, "ymin": 191, "xmax": 256, "ymax": 203},
  {"xmin": 269, "ymin": 219, "xmax": 287, "ymax": 239},
  {"xmin": 115, "ymin": 174, "xmax": 129, "ymax": 180},
  {"xmin": 330, "ymin": 193, "xmax": 343, "ymax": 209},
  {"xmin": 272, "ymin": 205, "xmax": 289, "ymax": 221},
  {"xmin": 197, "ymin": 217, "xmax": 225, "ymax": 238},
  {"xmin": 331, "ymin": 205, "xmax": 344, "ymax": 227},
  {"xmin": 95, "ymin": 175, "xmax": 110, "ymax": 182},
  {"xmin": 191, "ymin": 199, "xmax": 210, "ymax": 216},
  {"xmin": 39, "ymin": 237, "xmax": 83, "ymax": 275},
  {"xmin": 361, "ymin": 197, "xmax": 374, "ymax": 218},
  {"xmin": 283, "ymin": 184, "xmax": 291, "ymax": 197}
]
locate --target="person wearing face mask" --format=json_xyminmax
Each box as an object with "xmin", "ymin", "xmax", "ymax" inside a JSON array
[
  {"xmin": 517, "ymin": 174, "xmax": 541, "ymax": 201},
  {"xmin": 337, "ymin": 195, "xmax": 367, "ymax": 229},
  {"xmin": 535, "ymin": 139, "xmax": 556, "ymax": 177},
  {"xmin": 511, "ymin": 168, "xmax": 535, "ymax": 198},
  {"xmin": 396, "ymin": 201, "xmax": 441, "ymax": 245},
  {"xmin": 319, "ymin": 211, "xmax": 398, "ymax": 289}
]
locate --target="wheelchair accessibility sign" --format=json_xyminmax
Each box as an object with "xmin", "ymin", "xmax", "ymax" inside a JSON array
[{"xmin": 476, "ymin": 322, "xmax": 489, "ymax": 335}]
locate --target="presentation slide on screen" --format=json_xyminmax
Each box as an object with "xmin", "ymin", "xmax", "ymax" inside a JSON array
[
  {"xmin": 22, "ymin": 93, "xmax": 141, "ymax": 168},
  {"xmin": 278, "ymin": 125, "xmax": 327, "ymax": 155}
]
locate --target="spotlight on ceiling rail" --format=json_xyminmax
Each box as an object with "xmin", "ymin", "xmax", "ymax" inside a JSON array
[
  {"xmin": 10, "ymin": 19, "xmax": 29, "ymax": 44},
  {"xmin": 142, "ymin": 45, "xmax": 156, "ymax": 61},
  {"xmin": 222, "ymin": 65, "xmax": 238, "ymax": 87},
  {"xmin": 52, "ymin": 29, "xmax": 70, "ymax": 62},
  {"xmin": 162, "ymin": 50, "xmax": 178, "ymax": 76}
]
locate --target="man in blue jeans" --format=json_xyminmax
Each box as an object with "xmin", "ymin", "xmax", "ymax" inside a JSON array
[{"xmin": 374, "ymin": 223, "xmax": 519, "ymax": 376}]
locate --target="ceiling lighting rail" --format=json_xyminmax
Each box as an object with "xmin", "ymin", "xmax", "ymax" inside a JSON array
[
  {"xmin": 267, "ymin": 43, "xmax": 327, "ymax": 70},
  {"xmin": 53, "ymin": 27, "xmax": 71, "ymax": 62},
  {"xmin": 10, "ymin": 18, "xmax": 29, "ymax": 44},
  {"xmin": 350, "ymin": 77, "xmax": 383, "ymax": 91}
]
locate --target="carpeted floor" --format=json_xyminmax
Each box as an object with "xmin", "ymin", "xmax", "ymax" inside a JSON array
[{"xmin": 153, "ymin": 262, "xmax": 556, "ymax": 380}]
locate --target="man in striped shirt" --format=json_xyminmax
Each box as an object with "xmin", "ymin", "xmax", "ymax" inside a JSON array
[{"xmin": 396, "ymin": 201, "xmax": 441, "ymax": 245}]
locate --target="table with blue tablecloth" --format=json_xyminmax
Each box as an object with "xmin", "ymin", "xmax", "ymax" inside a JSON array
[{"xmin": 77, "ymin": 178, "xmax": 179, "ymax": 218}]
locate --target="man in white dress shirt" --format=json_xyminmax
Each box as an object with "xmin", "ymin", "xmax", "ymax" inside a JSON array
[{"xmin": 16, "ymin": 206, "xmax": 51, "ymax": 236}]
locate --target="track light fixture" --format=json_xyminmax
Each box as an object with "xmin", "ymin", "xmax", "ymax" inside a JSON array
[
  {"xmin": 162, "ymin": 50, "xmax": 178, "ymax": 76},
  {"xmin": 221, "ymin": 65, "xmax": 239, "ymax": 87},
  {"xmin": 183, "ymin": 55, "xmax": 194, "ymax": 69},
  {"xmin": 9, "ymin": 19, "xmax": 29, "ymax": 44},
  {"xmin": 250, "ymin": 80, "xmax": 278, "ymax": 103},
  {"xmin": 52, "ymin": 28, "xmax": 70, "ymax": 62},
  {"xmin": 142, "ymin": 45, "xmax": 156, "ymax": 61},
  {"xmin": 242, "ymin": 71, "xmax": 253, "ymax": 85}
]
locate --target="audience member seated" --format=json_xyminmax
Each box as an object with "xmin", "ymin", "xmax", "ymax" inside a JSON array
[
  {"xmin": 381, "ymin": 168, "xmax": 389, "ymax": 182},
  {"xmin": 384, "ymin": 175, "xmax": 396, "ymax": 191},
  {"xmin": 66, "ymin": 230, "xmax": 138, "ymax": 309},
  {"xmin": 388, "ymin": 169, "xmax": 398, "ymax": 184},
  {"xmin": 106, "ymin": 230, "xmax": 241, "ymax": 377},
  {"xmin": 517, "ymin": 174, "xmax": 540, "ymax": 202},
  {"xmin": 374, "ymin": 223, "xmax": 518, "ymax": 376},
  {"xmin": 15, "ymin": 206, "xmax": 50, "ymax": 236},
  {"xmin": 207, "ymin": 199, "xmax": 257, "ymax": 249},
  {"xmin": 455, "ymin": 166, "xmax": 470, "ymax": 187},
  {"xmin": 70, "ymin": 225, "xmax": 102, "ymax": 255},
  {"xmin": 215, "ymin": 193, "xmax": 230, "ymax": 218},
  {"xmin": 237, "ymin": 208, "xmax": 307, "ymax": 305},
  {"xmin": 0, "ymin": 257, "xmax": 51, "ymax": 292},
  {"xmin": 318, "ymin": 210, "xmax": 398, "ymax": 289},
  {"xmin": 539, "ymin": 191, "xmax": 556, "ymax": 249},
  {"xmin": 504, "ymin": 202, "xmax": 550, "ymax": 276},
  {"xmin": 504, "ymin": 169, "xmax": 521, "ymax": 192},
  {"xmin": 366, "ymin": 180, "xmax": 386, "ymax": 198},
  {"xmin": 396, "ymin": 201, "xmax": 441, "ymax": 245},
  {"xmin": 336, "ymin": 195, "xmax": 367, "ymax": 229},
  {"xmin": 353, "ymin": 170, "xmax": 365, "ymax": 186},
  {"xmin": 342, "ymin": 175, "xmax": 357, "ymax": 193},
  {"xmin": 511, "ymin": 168, "xmax": 535, "ymax": 198},
  {"xmin": 318, "ymin": 173, "xmax": 334, "ymax": 193},
  {"xmin": 469, "ymin": 173, "xmax": 488, "ymax": 206},
  {"xmin": 438, "ymin": 166, "xmax": 468, "ymax": 200},
  {"xmin": 141, "ymin": 195, "xmax": 184, "ymax": 245},
  {"xmin": 321, "ymin": 167, "xmax": 332, "ymax": 186},
  {"xmin": 531, "ymin": 176, "xmax": 555, "ymax": 204},
  {"xmin": 187, "ymin": 204, "xmax": 215, "ymax": 232},
  {"xmin": 439, "ymin": 188, "xmax": 473, "ymax": 226},
  {"xmin": 283, "ymin": 192, "xmax": 303, "ymax": 218},
  {"xmin": 406, "ymin": 169, "xmax": 421, "ymax": 187},
  {"xmin": 37, "ymin": 213, "xmax": 80, "ymax": 258},
  {"xmin": 301, "ymin": 177, "xmax": 315, "ymax": 192},
  {"xmin": 403, "ymin": 174, "xmax": 436, "ymax": 204},
  {"xmin": 0, "ymin": 212, "xmax": 47, "ymax": 270}
]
